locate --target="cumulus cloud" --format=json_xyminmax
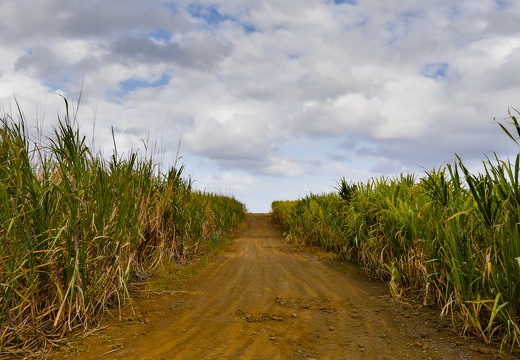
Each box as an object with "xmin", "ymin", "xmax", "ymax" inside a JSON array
[
  {"xmin": 183, "ymin": 114, "xmax": 281, "ymax": 172},
  {"xmin": 290, "ymin": 93, "xmax": 382, "ymax": 137},
  {"xmin": 107, "ymin": 33, "xmax": 233, "ymax": 70},
  {"xmin": 1, "ymin": 0, "xmax": 520, "ymax": 211}
]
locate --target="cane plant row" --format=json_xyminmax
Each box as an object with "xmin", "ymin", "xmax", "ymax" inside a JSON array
[
  {"xmin": 0, "ymin": 100, "xmax": 246, "ymax": 356},
  {"xmin": 272, "ymin": 109, "xmax": 520, "ymax": 353}
]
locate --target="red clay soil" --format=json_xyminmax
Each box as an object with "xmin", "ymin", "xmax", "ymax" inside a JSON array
[{"xmin": 52, "ymin": 214, "xmax": 513, "ymax": 359}]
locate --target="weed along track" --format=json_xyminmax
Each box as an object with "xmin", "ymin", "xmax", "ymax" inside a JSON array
[{"xmin": 61, "ymin": 214, "xmax": 506, "ymax": 359}]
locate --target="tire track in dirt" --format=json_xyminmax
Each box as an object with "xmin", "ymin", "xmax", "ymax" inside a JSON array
[{"xmin": 62, "ymin": 214, "xmax": 508, "ymax": 359}]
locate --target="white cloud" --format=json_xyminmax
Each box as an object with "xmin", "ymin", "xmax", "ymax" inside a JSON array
[
  {"xmin": 183, "ymin": 114, "xmax": 281, "ymax": 172},
  {"xmin": 290, "ymin": 93, "xmax": 381, "ymax": 137},
  {"xmin": 1, "ymin": 0, "xmax": 520, "ymax": 212}
]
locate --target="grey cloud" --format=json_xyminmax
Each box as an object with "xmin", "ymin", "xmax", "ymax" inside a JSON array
[
  {"xmin": 12, "ymin": 17, "xmax": 232, "ymax": 92},
  {"xmin": 14, "ymin": 47, "xmax": 59, "ymax": 74},
  {"xmin": 13, "ymin": 46, "xmax": 102, "ymax": 89},
  {"xmin": 183, "ymin": 114, "xmax": 280, "ymax": 173},
  {"xmin": 107, "ymin": 34, "xmax": 233, "ymax": 70},
  {"xmin": 0, "ymin": 0, "xmax": 194, "ymax": 44},
  {"xmin": 461, "ymin": 44, "xmax": 520, "ymax": 91},
  {"xmin": 112, "ymin": 125, "xmax": 149, "ymax": 136},
  {"xmin": 296, "ymin": 72, "xmax": 347, "ymax": 101},
  {"xmin": 3, "ymin": 0, "xmax": 520, "ymax": 205},
  {"xmin": 354, "ymin": 125, "xmax": 509, "ymax": 173},
  {"xmin": 234, "ymin": 85, "xmax": 275, "ymax": 102},
  {"xmin": 290, "ymin": 104, "xmax": 346, "ymax": 137},
  {"xmin": 289, "ymin": 93, "xmax": 382, "ymax": 138},
  {"xmin": 14, "ymin": 47, "xmax": 72, "ymax": 87}
]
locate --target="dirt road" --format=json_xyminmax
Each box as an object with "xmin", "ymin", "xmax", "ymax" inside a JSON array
[{"xmin": 61, "ymin": 214, "xmax": 506, "ymax": 359}]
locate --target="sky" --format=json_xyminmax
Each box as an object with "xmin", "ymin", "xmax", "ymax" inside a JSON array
[{"xmin": 1, "ymin": 0, "xmax": 520, "ymax": 212}]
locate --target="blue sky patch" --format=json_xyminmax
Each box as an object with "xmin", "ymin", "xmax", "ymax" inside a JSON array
[
  {"xmin": 421, "ymin": 62, "xmax": 449, "ymax": 80},
  {"xmin": 118, "ymin": 73, "xmax": 170, "ymax": 96},
  {"xmin": 324, "ymin": 0, "xmax": 357, "ymax": 4},
  {"xmin": 187, "ymin": 3, "xmax": 228, "ymax": 26},
  {"xmin": 333, "ymin": 0, "xmax": 357, "ymax": 4},
  {"xmin": 162, "ymin": 2, "xmax": 179, "ymax": 15},
  {"xmin": 148, "ymin": 29, "xmax": 171, "ymax": 42},
  {"xmin": 385, "ymin": 11, "xmax": 421, "ymax": 45},
  {"xmin": 43, "ymin": 76, "xmax": 72, "ymax": 92},
  {"xmin": 186, "ymin": 3, "xmax": 256, "ymax": 33},
  {"xmin": 242, "ymin": 23, "xmax": 257, "ymax": 33},
  {"xmin": 494, "ymin": 0, "xmax": 512, "ymax": 11}
]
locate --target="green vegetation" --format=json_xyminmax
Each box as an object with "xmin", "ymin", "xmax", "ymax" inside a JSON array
[
  {"xmin": 0, "ymin": 99, "xmax": 246, "ymax": 355},
  {"xmin": 272, "ymin": 109, "xmax": 520, "ymax": 353}
]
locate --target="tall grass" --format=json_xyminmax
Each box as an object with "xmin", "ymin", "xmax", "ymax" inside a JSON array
[
  {"xmin": 0, "ymin": 99, "xmax": 246, "ymax": 356},
  {"xmin": 272, "ymin": 109, "xmax": 520, "ymax": 353}
]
